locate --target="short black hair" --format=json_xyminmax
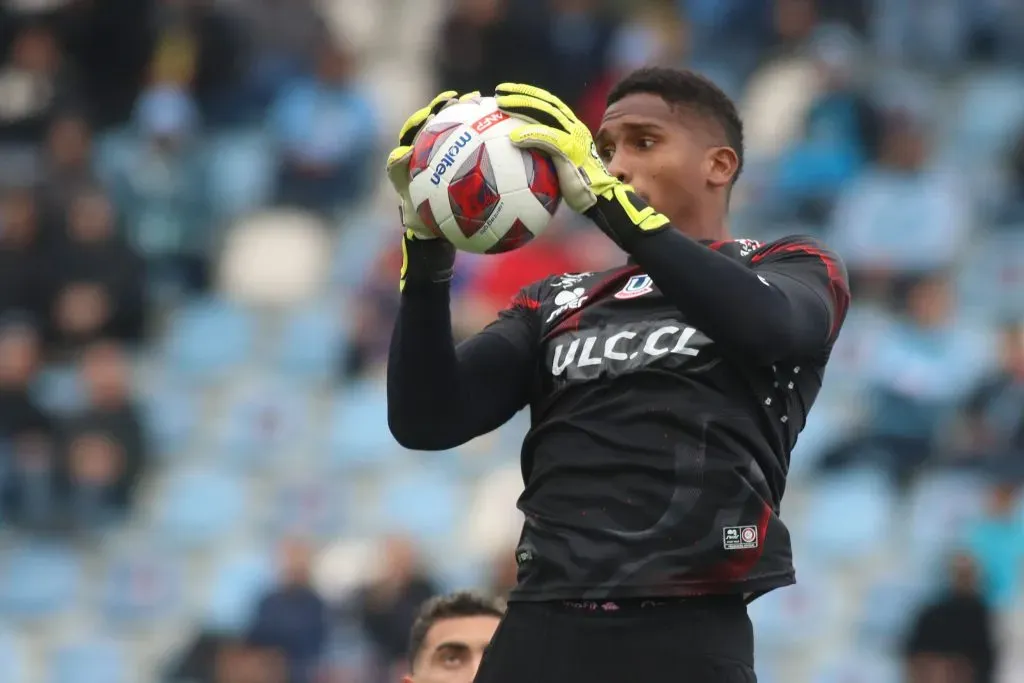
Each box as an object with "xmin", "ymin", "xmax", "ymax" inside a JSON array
[
  {"xmin": 407, "ymin": 591, "xmax": 505, "ymax": 668},
  {"xmin": 607, "ymin": 67, "xmax": 745, "ymax": 184}
]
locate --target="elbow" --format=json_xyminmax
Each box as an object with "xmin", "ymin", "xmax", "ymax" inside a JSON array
[{"xmin": 387, "ymin": 409, "xmax": 460, "ymax": 451}]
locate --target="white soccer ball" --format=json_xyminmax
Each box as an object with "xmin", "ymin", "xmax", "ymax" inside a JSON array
[{"xmin": 407, "ymin": 96, "xmax": 561, "ymax": 254}]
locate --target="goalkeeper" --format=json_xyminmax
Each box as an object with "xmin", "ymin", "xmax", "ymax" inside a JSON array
[{"xmin": 387, "ymin": 69, "xmax": 850, "ymax": 683}]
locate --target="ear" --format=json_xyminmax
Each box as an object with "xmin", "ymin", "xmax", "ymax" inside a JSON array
[{"xmin": 705, "ymin": 146, "xmax": 739, "ymax": 190}]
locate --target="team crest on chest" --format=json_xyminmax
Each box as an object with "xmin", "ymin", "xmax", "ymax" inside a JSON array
[{"xmin": 615, "ymin": 274, "xmax": 654, "ymax": 300}]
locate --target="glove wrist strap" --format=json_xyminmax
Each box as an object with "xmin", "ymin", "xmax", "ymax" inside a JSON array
[
  {"xmin": 585, "ymin": 186, "xmax": 671, "ymax": 251},
  {"xmin": 401, "ymin": 234, "xmax": 456, "ymax": 290}
]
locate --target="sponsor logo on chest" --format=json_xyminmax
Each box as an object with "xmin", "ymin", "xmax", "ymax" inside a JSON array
[{"xmin": 549, "ymin": 321, "xmax": 709, "ymax": 379}]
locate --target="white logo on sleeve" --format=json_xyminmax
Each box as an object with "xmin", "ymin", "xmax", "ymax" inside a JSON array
[
  {"xmin": 723, "ymin": 525, "xmax": 759, "ymax": 550},
  {"xmin": 554, "ymin": 272, "xmax": 592, "ymax": 289},
  {"xmin": 546, "ymin": 287, "xmax": 588, "ymax": 323}
]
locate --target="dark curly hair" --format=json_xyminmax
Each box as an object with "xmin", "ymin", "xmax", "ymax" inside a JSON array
[{"xmin": 607, "ymin": 67, "xmax": 745, "ymax": 184}]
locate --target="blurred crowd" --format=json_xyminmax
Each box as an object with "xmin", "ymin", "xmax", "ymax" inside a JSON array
[{"xmin": 0, "ymin": 0, "xmax": 1022, "ymax": 682}]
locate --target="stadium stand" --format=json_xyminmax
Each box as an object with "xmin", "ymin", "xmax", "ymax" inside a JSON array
[{"xmin": 0, "ymin": 0, "xmax": 1021, "ymax": 681}]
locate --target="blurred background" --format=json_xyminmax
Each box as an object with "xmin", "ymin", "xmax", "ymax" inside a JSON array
[{"xmin": 0, "ymin": 0, "xmax": 1022, "ymax": 681}]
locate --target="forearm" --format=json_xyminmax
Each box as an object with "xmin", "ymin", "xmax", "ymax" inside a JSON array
[
  {"xmin": 387, "ymin": 283, "xmax": 529, "ymax": 450},
  {"xmin": 586, "ymin": 196, "xmax": 831, "ymax": 362}
]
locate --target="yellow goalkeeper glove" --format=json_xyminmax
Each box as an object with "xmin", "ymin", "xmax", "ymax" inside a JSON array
[
  {"xmin": 495, "ymin": 83, "xmax": 670, "ymax": 247},
  {"xmin": 387, "ymin": 91, "xmax": 479, "ymax": 291}
]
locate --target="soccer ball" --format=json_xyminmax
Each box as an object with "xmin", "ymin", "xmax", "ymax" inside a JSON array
[{"xmin": 407, "ymin": 96, "xmax": 561, "ymax": 254}]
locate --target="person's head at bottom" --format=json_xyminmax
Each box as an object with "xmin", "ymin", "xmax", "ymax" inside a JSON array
[{"xmin": 403, "ymin": 591, "xmax": 505, "ymax": 683}]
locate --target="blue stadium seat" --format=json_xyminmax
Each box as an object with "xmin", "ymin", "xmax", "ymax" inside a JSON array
[
  {"xmin": 797, "ymin": 468, "xmax": 895, "ymax": 562},
  {"xmin": 141, "ymin": 385, "xmax": 198, "ymax": 457},
  {"xmin": 31, "ymin": 365, "xmax": 86, "ymax": 416},
  {"xmin": 905, "ymin": 471, "xmax": 989, "ymax": 571},
  {"xmin": 748, "ymin": 578, "xmax": 838, "ymax": 652},
  {"xmin": 203, "ymin": 130, "xmax": 275, "ymax": 219},
  {"xmin": 327, "ymin": 385, "xmax": 400, "ymax": 471},
  {"xmin": 205, "ymin": 548, "xmax": 275, "ymax": 633},
  {"xmin": 956, "ymin": 230, "xmax": 1024, "ymax": 321},
  {"xmin": 268, "ymin": 475, "xmax": 348, "ymax": 539},
  {"xmin": 0, "ymin": 543, "xmax": 81, "ymax": 619},
  {"xmin": 819, "ymin": 305, "xmax": 894, "ymax": 399},
  {"xmin": 275, "ymin": 304, "xmax": 346, "ymax": 383},
  {"xmin": 812, "ymin": 649, "xmax": 900, "ymax": 683},
  {"xmin": 856, "ymin": 573, "xmax": 932, "ymax": 646},
  {"xmin": 154, "ymin": 466, "xmax": 246, "ymax": 550},
  {"xmin": 217, "ymin": 383, "xmax": 310, "ymax": 469},
  {"xmin": 99, "ymin": 547, "xmax": 183, "ymax": 626},
  {"xmin": 788, "ymin": 402, "xmax": 860, "ymax": 480},
  {"xmin": 164, "ymin": 298, "xmax": 255, "ymax": 382},
  {"xmin": 50, "ymin": 638, "xmax": 127, "ymax": 683},
  {"xmin": 377, "ymin": 467, "xmax": 461, "ymax": 539},
  {"xmin": 0, "ymin": 629, "xmax": 27, "ymax": 683},
  {"xmin": 947, "ymin": 69, "xmax": 1024, "ymax": 163}
]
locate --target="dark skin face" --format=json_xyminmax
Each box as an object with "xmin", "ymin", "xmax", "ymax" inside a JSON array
[{"xmin": 595, "ymin": 93, "xmax": 739, "ymax": 240}]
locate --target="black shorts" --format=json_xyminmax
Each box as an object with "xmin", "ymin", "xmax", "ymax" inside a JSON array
[{"xmin": 473, "ymin": 595, "xmax": 757, "ymax": 683}]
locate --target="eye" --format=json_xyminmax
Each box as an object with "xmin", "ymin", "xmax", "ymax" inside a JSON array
[
  {"xmin": 598, "ymin": 144, "xmax": 615, "ymax": 162},
  {"xmin": 635, "ymin": 137, "xmax": 656, "ymax": 150}
]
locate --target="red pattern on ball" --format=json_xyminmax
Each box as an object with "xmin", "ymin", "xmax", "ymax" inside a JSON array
[
  {"xmin": 415, "ymin": 200, "xmax": 444, "ymax": 238},
  {"xmin": 409, "ymin": 123, "xmax": 461, "ymax": 179},
  {"xmin": 486, "ymin": 219, "xmax": 535, "ymax": 254},
  {"xmin": 448, "ymin": 146, "xmax": 500, "ymax": 238},
  {"xmin": 526, "ymin": 149, "xmax": 561, "ymax": 215}
]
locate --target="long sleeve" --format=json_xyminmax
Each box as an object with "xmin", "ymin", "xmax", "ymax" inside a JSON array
[
  {"xmin": 586, "ymin": 192, "xmax": 850, "ymax": 365},
  {"xmin": 387, "ymin": 279, "xmax": 539, "ymax": 450}
]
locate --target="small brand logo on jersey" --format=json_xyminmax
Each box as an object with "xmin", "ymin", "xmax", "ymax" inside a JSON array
[
  {"xmin": 471, "ymin": 110, "xmax": 509, "ymax": 134},
  {"xmin": 615, "ymin": 274, "xmax": 654, "ymax": 300},
  {"xmin": 546, "ymin": 287, "xmax": 588, "ymax": 323},
  {"xmin": 736, "ymin": 239, "xmax": 762, "ymax": 257},
  {"xmin": 723, "ymin": 525, "xmax": 758, "ymax": 550},
  {"xmin": 554, "ymin": 272, "xmax": 592, "ymax": 289}
]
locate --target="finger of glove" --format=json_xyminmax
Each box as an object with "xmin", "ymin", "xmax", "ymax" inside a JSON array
[
  {"xmin": 496, "ymin": 83, "xmax": 577, "ymax": 123},
  {"xmin": 496, "ymin": 94, "xmax": 572, "ymax": 134},
  {"xmin": 398, "ymin": 90, "xmax": 459, "ymax": 146},
  {"xmin": 507, "ymin": 124, "xmax": 571, "ymax": 160},
  {"xmin": 458, "ymin": 91, "xmax": 481, "ymax": 103},
  {"xmin": 385, "ymin": 144, "xmax": 414, "ymax": 190}
]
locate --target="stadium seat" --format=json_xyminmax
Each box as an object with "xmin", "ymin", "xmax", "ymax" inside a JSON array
[
  {"xmin": 275, "ymin": 303, "xmax": 346, "ymax": 383},
  {"xmin": 819, "ymin": 304, "xmax": 894, "ymax": 399},
  {"xmin": 140, "ymin": 385, "xmax": 198, "ymax": 457},
  {"xmin": 163, "ymin": 298, "xmax": 255, "ymax": 382},
  {"xmin": 463, "ymin": 466, "xmax": 525, "ymax": 559},
  {"xmin": 904, "ymin": 471, "xmax": 989, "ymax": 571},
  {"xmin": 216, "ymin": 382, "xmax": 310, "ymax": 469},
  {"xmin": 0, "ymin": 629, "xmax": 27, "ymax": 683},
  {"xmin": 812, "ymin": 649, "xmax": 901, "ymax": 683},
  {"xmin": 50, "ymin": 638, "xmax": 127, "ymax": 683},
  {"xmin": 748, "ymin": 577, "xmax": 840, "ymax": 652},
  {"xmin": 99, "ymin": 547, "xmax": 183, "ymax": 626},
  {"xmin": 797, "ymin": 468, "xmax": 895, "ymax": 563},
  {"xmin": 327, "ymin": 385, "xmax": 401, "ymax": 471},
  {"xmin": 154, "ymin": 466, "xmax": 246, "ymax": 550},
  {"xmin": 205, "ymin": 548, "xmax": 275, "ymax": 633},
  {"xmin": 267, "ymin": 474, "xmax": 348, "ymax": 539},
  {"xmin": 312, "ymin": 538, "xmax": 378, "ymax": 603},
  {"xmin": 203, "ymin": 129, "xmax": 275, "ymax": 219},
  {"xmin": 856, "ymin": 573, "xmax": 933, "ymax": 646},
  {"xmin": 947, "ymin": 68, "xmax": 1024, "ymax": 163},
  {"xmin": 376, "ymin": 467, "xmax": 461, "ymax": 540},
  {"xmin": 32, "ymin": 364, "xmax": 86, "ymax": 416},
  {"xmin": 0, "ymin": 543, "xmax": 81, "ymax": 620},
  {"xmin": 956, "ymin": 230, "xmax": 1024, "ymax": 321}
]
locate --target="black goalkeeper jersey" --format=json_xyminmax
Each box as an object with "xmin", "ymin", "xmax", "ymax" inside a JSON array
[{"xmin": 388, "ymin": 232, "xmax": 850, "ymax": 603}]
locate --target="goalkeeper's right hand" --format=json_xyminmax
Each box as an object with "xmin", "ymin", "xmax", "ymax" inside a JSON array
[{"xmin": 387, "ymin": 90, "xmax": 477, "ymax": 291}]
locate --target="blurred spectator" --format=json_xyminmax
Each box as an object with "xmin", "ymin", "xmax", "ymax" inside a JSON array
[
  {"xmin": 269, "ymin": 40, "xmax": 378, "ymax": 215},
  {"xmin": 543, "ymin": 0, "xmax": 618, "ymax": 110},
  {"xmin": 354, "ymin": 536, "xmax": 441, "ymax": 676},
  {"xmin": 60, "ymin": 341, "xmax": 146, "ymax": 529},
  {"xmin": 820, "ymin": 274, "xmax": 992, "ymax": 486},
  {"xmin": 48, "ymin": 187, "xmax": 146, "ymax": 352},
  {"xmin": 0, "ymin": 319, "xmax": 58, "ymax": 529},
  {"xmin": 769, "ymin": 27, "xmax": 879, "ymax": 224},
  {"xmin": 39, "ymin": 111, "xmax": 97, "ymax": 216},
  {"xmin": 904, "ymin": 553, "xmax": 997, "ymax": 683},
  {"xmin": 952, "ymin": 323, "xmax": 1024, "ymax": 477},
  {"xmin": 997, "ymin": 127, "xmax": 1024, "ymax": 224},
  {"xmin": 829, "ymin": 106, "xmax": 972, "ymax": 282},
  {"xmin": 0, "ymin": 188, "xmax": 49, "ymax": 321},
  {"xmin": 216, "ymin": 640, "xmax": 289, "ymax": 683},
  {"xmin": 248, "ymin": 538, "xmax": 330, "ymax": 683},
  {"xmin": 964, "ymin": 484, "xmax": 1024, "ymax": 611},
  {"xmin": 109, "ymin": 83, "xmax": 211, "ymax": 296}
]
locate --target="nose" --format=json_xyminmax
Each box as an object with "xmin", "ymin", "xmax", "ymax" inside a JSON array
[{"xmin": 605, "ymin": 154, "xmax": 630, "ymax": 184}]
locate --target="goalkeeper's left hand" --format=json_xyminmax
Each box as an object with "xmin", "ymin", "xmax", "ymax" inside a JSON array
[{"xmin": 495, "ymin": 83, "xmax": 670, "ymax": 246}]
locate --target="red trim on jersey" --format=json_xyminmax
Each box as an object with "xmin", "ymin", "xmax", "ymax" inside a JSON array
[
  {"xmin": 751, "ymin": 242, "xmax": 850, "ymax": 339},
  {"xmin": 514, "ymin": 295, "xmax": 541, "ymax": 310},
  {"xmin": 701, "ymin": 502, "xmax": 773, "ymax": 587}
]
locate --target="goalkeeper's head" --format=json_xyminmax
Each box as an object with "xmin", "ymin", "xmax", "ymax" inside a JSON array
[
  {"xmin": 597, "ymin": 67, "xmax": 744, "ymax": 239},
  {"xmin": 403, "ymin": 591, "xmax": 505, "ymax": 683}
]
